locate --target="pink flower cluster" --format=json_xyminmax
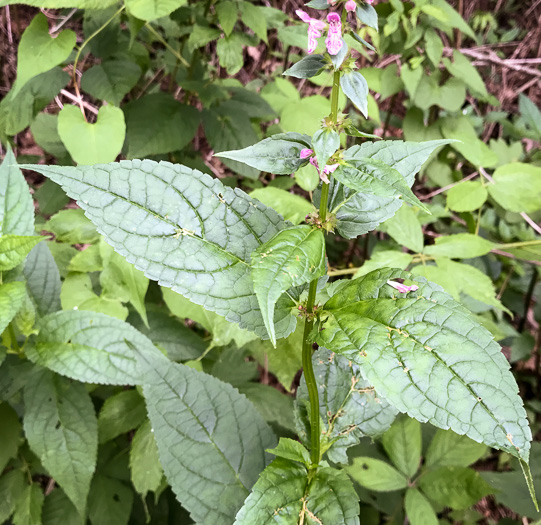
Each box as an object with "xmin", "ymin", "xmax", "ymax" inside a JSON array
[
  {"xmin": 296, "ymin": 10, "xmax": 343, "ymax": 55},
  {"xmin": 300, "ymin": 148, "xmax": 338, "ymax": 184}
]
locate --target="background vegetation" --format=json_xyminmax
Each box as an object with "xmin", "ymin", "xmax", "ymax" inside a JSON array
[{"xmin": 0, "ymin": 0, "xmax": 540, "ymax": 523}]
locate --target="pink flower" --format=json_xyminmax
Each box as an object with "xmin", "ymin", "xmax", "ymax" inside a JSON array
[
  {"xmin": 387, "ymin": 281, "xmax": 419, "ymax": 294},
  {"xmin": 296, "ymin": 10, "xmax": 326, "ymax": 54},
  {"xmin": 366, "ymin": 0, "xmax": 374, "ymax": 3},
  {"xmin": 300, "ymin": 148, "xmax": 314, "ymax": 159},
  {"xmin": 325, "ymin": 13, "xmax": 343, "ymax": 55},
  {"xmin": 300, "ymin": 150, "xmax": 337, "ymax": 184},
  {"xmin": 345, "ymin": 0, "xmax": 357, "ymax": 12}
]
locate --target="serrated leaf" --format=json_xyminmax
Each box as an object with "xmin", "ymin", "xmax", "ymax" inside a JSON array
[
  {"xmin": 446, "ymin": 180, "xmax": 488, "ymax": 212},
  {"xmin": 0, "ymin": 402, "xmax": 22, "ymax": 472},
  {"xmin": 11, "ymin": 13, "xmax": 75, "ymax": 98},
  {"xmin": 251, "ymin": 225, "xmax": 325, "ymax": 345},
  {"xmin": 316, "ymin": 268, "xmax": 532, "ymax": 463},
  {"xmin": 125, "ymin": 0, "xmax": 187, "ymax": 21},
  {"xmin": 0, "ymin": 146, "xmax": 34, "ymax": 236},
  {"xmin": 425, "ymin": 429, "xmax": 487, "ymax": 469},
  {"xmin": 98, "ymin": 389, "xmax": 146, "ymax": 443},
  {"xmin": 23, "ymin": 368, "xmax": 97, "ymax": 516},
  {"xmin": 26, "ymin": 310, "xmax": 153, "ymax": 385},
  {"xmin": 333, "ymin": 159, "xmax": 429, "ymax": 212},
  {"xmin": 216, "ymin": 132, "xmax": 312, "ymax": 174},
  {"xmin": 419, "ymin": 467, "xmax": 492, "ymax": 510},
  {"xmin": 0, "ymin": 235, "xmax": 44, "ymax": 271},
  {"xmin": 134, "ymin": 343, "xmax": 276, "ymax": 525},
  {"xmin": 130, "ymin": 420, "xmax": 163, "ymax": 497},
  {"xmin": 0, "ymin": 282, "xmax": 27, "ymax": 335},
  {"xmin": 284, "ymin": 54, "xmax": 328, "ymax": 79},
  {"xmin": 298, "ymin": 347, "xmax": 397, "ymax": 463},
  {"xmin": 235, "ymin": 459, "xmax": 360, "ymax": 524},
  {"xmin": 81, "ymin": 60, "xmax": 141, "ymax": 106},
  {"xmin": 23, "ymin": 242, "xmax": 62, "ymax": 317},
  {"xmin": 424, "ymin": 234, "xmax": 494, "ymax": 259},
  {"xmin": 341, "ymin": 71, "xmax": 369, "ymax": 118},
  {"xmin": 347, "ymin": 457, "xmax": 408, "ymax": 491},
  {"xmin": 87, "ymin": 475, "xmax": 133, "ymax": 525},
  {"xmin": 217, "ymin": 34, "xmax": 245, "ymax": 75},
  {"xmin": 382, "ymin": 416, "xmax": 421, "ymax": 478},
  {"xmin": 267, "ymin": 438, "xmax": 311, "ymax": 466},
  {"xmin": 22, "ymin": 160, "xmax": 297, "ymax": 339},
  {"xmin": 405, "ymin": 488, "xmax": 438, "ymax": 525},
  {"xmin": 313, "ymin": 128, "xmax": 340, "ymax": 171}
]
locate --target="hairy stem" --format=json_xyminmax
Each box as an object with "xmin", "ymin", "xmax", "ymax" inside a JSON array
[{"xmin": 302, "ymin": 68, "xmax": 342, "ymax": 471}]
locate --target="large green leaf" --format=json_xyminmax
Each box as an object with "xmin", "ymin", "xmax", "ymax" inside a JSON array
[
  {"xmin": 125, "ymin": 0, "xmax": 187, "ymax": 20},
  {"xmin": 251, "ymin": 225, "xmax": 325, "ymax": 345},
  {"xmin": 23, "ymin": 160, "xmax": 296, "ymax": 339},
  {"xmin": 0, "ymin": 235, "xmax": 43, "ymax": 271},
  {"xmin": 446, "ymin": 180, "xmax": 488, "ymax": 212},
  {"xmin": 134, "ymin": 343, "xmax": 276, "ymax": 525},
  {"xmin": 424, "ymin": 234, "xmax": 494, "ymax": 259},
  {"xmin": 296, "ymin": 347, "xmax": 397, "ymax": 464},
  {"xmin": 0, "ymin": 282, "xmax": 27, "ymax": 335},
  {"xmin": 488, "ymin": 163, "xmax": 541, "ymax": 213},
  {"xmin": 324, "ymin": 140, "xmax": 449, "ymax": 238},
  {"xmin": 0, "ymin": 146, "xmax": 34, "ymax": 236},
  {"xmin": 23, "ymin": 368, "xmax": 97, "ymax": 516},
  {"xmin": 216, "ymin": 132, "xmax": 312, "ymax": 174},
  {"xmin": 316, "ymin": 268, "xmax": 532, "ymax": 463},
  {"xmin": 26, "ymin": 310, "xmax": 153, "ymax": 385},
  {"xmin": 10, "ymin": 13, "xmax": 75, "ymax": 98},
  {"xmin": 234, "ymin": 458, "xmax": 360, "ymax": 524}
]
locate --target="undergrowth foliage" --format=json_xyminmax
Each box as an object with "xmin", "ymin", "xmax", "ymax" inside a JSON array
[{"xmin": 1, "ymin": 0, "xmax": 541, "ymax": 524}]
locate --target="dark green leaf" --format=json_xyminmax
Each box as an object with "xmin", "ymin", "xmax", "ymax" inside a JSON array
[
  {"xmin": 356, "ymin": 3, "xmax": 378, "ymax": 30},
  {"xmin": 341, "ymin": 71, "xmax": 369, "ymax": 118},
  {"xmin": 98, "ymin": 389, "xmax": 146, "ymax": 443},
  {"xmin": 284, "ymin": 54, "xmax": 328, "ymax": 79},
  {"xmin": 87, "ymin": 475, "xmax": 133, "ymax": 525}
]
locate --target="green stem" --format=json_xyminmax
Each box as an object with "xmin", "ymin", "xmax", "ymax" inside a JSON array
[
  {"xmin": 499, "ymin": 239, "xmax": 541, "ymax": 250},
  {"xmin": 301, "ymin": 68, "xmax": 343, "ymax": 471},
  {"xmin": 145, "ymin": 23, "xmax": 190, "ymax": 68}
]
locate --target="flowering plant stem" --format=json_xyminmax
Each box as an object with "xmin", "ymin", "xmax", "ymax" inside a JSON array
[{"xmin": 302, "ymin": 68, "xmax": 342, "ymax": 471}]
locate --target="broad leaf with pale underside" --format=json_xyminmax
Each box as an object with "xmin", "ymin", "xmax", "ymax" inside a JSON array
[
  {"xmin": 133, "ymin": 342, "xmax": 276, "ymax": 525},
  {"xmin": 21, "ymin": 160, "xmax": 296, "ymax": 340},
  {"xmin": 316, "ymin": 268, "xmax": 532, "ymax": 466},
  {"xmin": 234, "ymin": 458, "xmax": 359, "ymax": 525},
  {"xmin": 251, "ymin": 225, "xmax": 326, "ymax": 345}
]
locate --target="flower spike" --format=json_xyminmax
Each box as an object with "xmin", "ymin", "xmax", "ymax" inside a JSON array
[
  {"xmin": 325, "ymin": 13, "xmax": 343, "ymax": 55},
  {"xmin": 296, "ymin": 10, "xmax": 326, "ymax": 54}
]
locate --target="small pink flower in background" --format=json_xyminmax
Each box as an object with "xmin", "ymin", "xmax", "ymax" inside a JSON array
[
  {"xmin": 345, "ymin": 0, "xmax": 357, "ymax": 12},
  {"xmin": 296, "ymin": 10, "xmax": 326, "ymax": 54},
  {"xmin": 366, "ymin": 0, "xmax": 374, "ymax": 4},
  {"xmin": 387, "ymin": 281, "xmax": 419, "ymax": 294},
  {"xmin": 325, "ymin": 13, "xmax": 343, "ymax": 55}
]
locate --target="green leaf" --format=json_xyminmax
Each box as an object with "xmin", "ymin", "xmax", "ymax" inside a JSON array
[
  {"xmin": 0, "ymin": 402, "xmax": 22, "ymax": 472},
  {"xmin": 316, "ymin": 268, "xmax": 532, "ymax": 462},
  {"xmin": 0, "ymin": 470, "xmax": 26, "ymax": 524},
  {"xmin": 130, "ymin": 420, "xmax": 163, "ymax": 497},
  {"xmin": 383, "ymin": 205, "xmax": 424, "ymax": 253},
  {"xmin": 98, "ymin": 389, "xmax": 146, "ymax": 443},
  {"xmin": 24, "ymin": 368, "xmax": 97, "ymax": 516},
  {"xmin": 413, "ymin": 76, "xmax": 466, "ymax": 113},
  {"xmin": 58, "ymin": 105, "xmax": 126, "ymax": 165},
  {"xmin": 356, "ymin": 3, "xmax": 378, "ymax": 30},
  {"xmin": 313, "ymin": 128, "xmax": 340, "ymax": 172},
  {"xmin": 23, "ymin": 160, "xmax": 297, "ymax": 339},
  {"xmin": 519, "ymin": 94, "xmax": 541, "ymax": 140},
  {"xmin": 42, "ymin": 489, "xmax": 83, "ymax": 525},
  {"xmin": 81, "ymin": 60, "xmax": 141, "ymax": 106},
  {"xmin": 134, "ymin": 343, "xmax": 277, "ymax": 525},
  {"xmin": 424, "ymin": 234, "xmax": 495, "ymax": 259},
  {"xmin": 429, "ymin": 0, "xmax": 476, "ymax": 40},
  {"xmin": 235, "ymin": 459, "xmax": 360, "ymax": 524},
  {"xmin": 11, "ymin": 13, "xmax": 75, "ymax": 98},
  {"xmin": 0, "ymin": 282, "xmax": 26, "ymax": 335},
  {"xmin": 381, "ymin": 416, "xmax": 421, "ymax": 478},
  {"xmin": 446, "ymin": 180, "xmax": 488, "ymax": 212},
  {"xmin": 44, "ymin": 209, "xmax": 99, "ymax": 244},
  {"xmin": 405, "ymin": 488, "xmax": 438, "ymax": 525},
  {"xmin": 13, "ymin": 484, "xmax": 44, "ymax": 525},
  {"xmin": 216, "ymin": 132, "xmax": 312, "ymax": 174},
  {"xmin": 488, "ymin": 163, "xmax": 541, "ymax": 213},
  {"xmin": 443, "ymin": 51, "xmax": 488, "ymax": 98},
  {"xmin": 249, "ymin": 187, "xmax": 313, "ymax": 225},
  {"xmin": 123, "ymin": 93, "xmax": 200, "ymax": 159},
  {"xmin": 87, "ymin": 475, "xmax": 133, "ymax": 525},
  {"xmin": 333, "ymin": 159, "xmax": 429, "ymax": 212},
  {"xmin": 188, "ymin": 25, "xmax": 221, "ymax": 51},
  {"xmin": 266, "ymin": 438, "xmax": 311, "ymax": 466},
  {"xmin": 347, "ymin": 457, "xmax": 408, "ymax": 491},
  {"xmin": 217, "ymin": 34, "xmax": 245, "ymax": 75},
  {"xmin": 216, "ymin": 1, "xmax": 238, "ymax": 36},
  {"xmin": 425, "ymin": 429, "xmax": 487, "ymax": 469},
  {"xmin": 355, "ymin": 250, "xmax": 413, "ymax": 278},
  {"xmin": 30, "ymin": 114, "xmax": 68, "ymax": 159},
  {"xmin": 125, "ymin": 0, "xmax": 187, "ymax": 21},
  {"xmin": 424, "ymin": 28, "xmax": 443, "ymax": 67},
  {"xmin": 284, "ymin": 54, "xmax": 328, "ymax": 79},
  {"xmin": 341, "ymin": 71, "xmax": 369, "ymax": 118},
  {"xmin": 419, "ymin": 467, "xmax": 492, "ymax": 510},
  {"xmin": 297, "ymin": 348, "xmax": 398, "ymax": 463},
  {"xmin": 0, "ymin": 145, "xmax": 34, "ymax": 236},
  {"xmin": 239, "ymin": 3, "xmax": 267, "ymax": 42},
  {"xmin": 251, "ymin": 225, "xmax": 325, "ymax": 344},
  {"xmin": 0, "ymin": 235, "xmax": 44, "ymax": 271},
  {"xmin": 27, "ymin": 310, "xmax": 153, "ymax": 385}
]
